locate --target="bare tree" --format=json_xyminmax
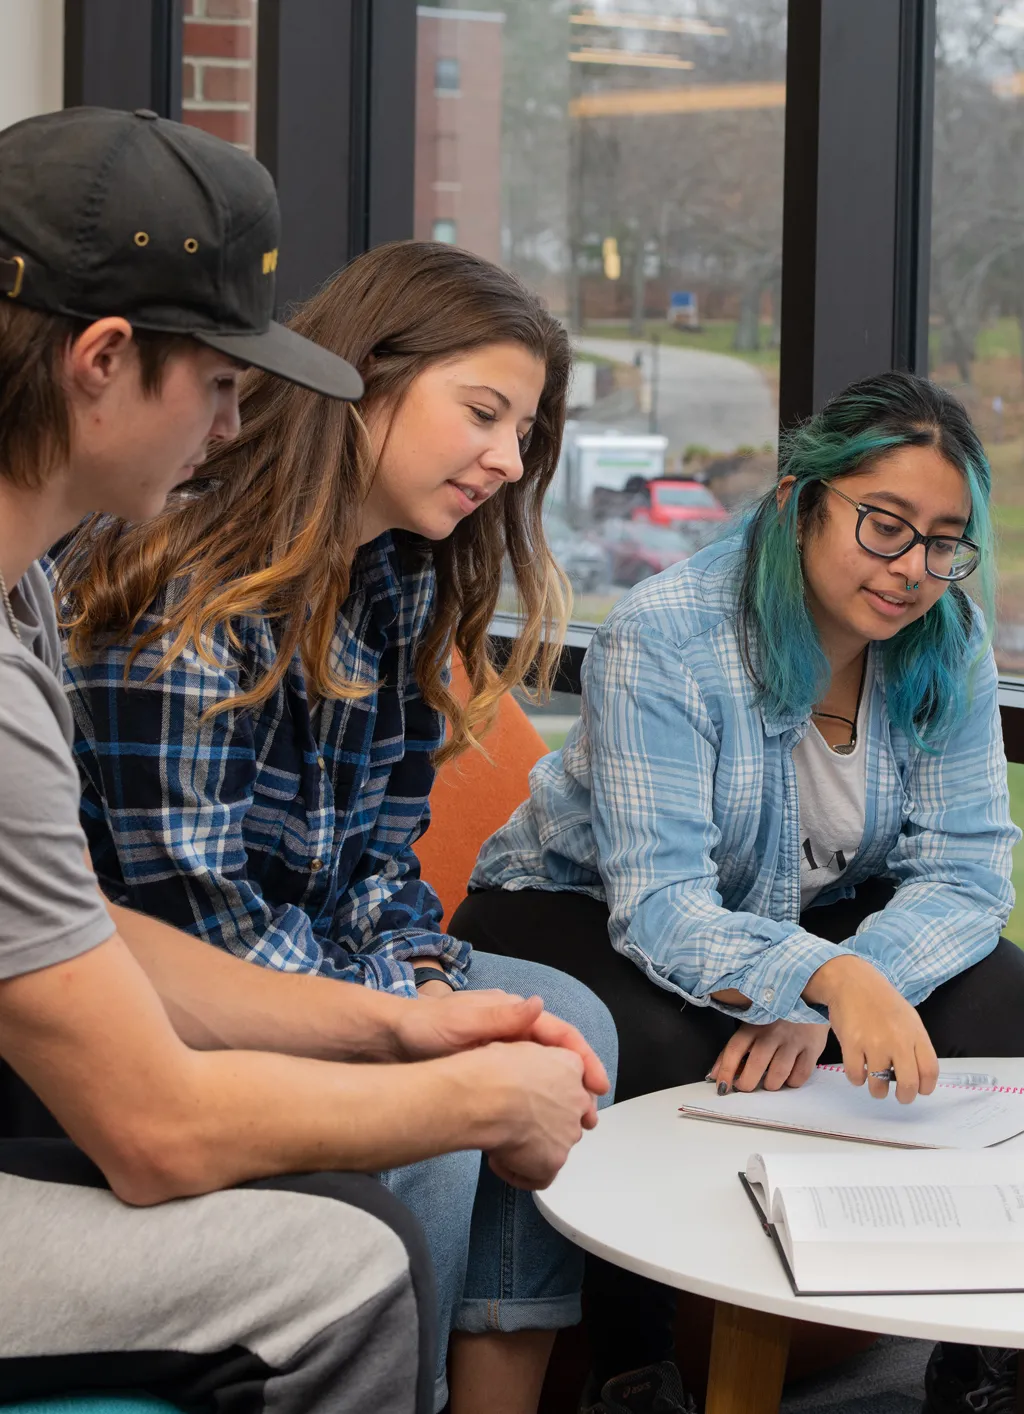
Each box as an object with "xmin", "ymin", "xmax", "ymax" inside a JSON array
[
  {"xmin": 567, "ymin": 0, "xmax": 787, "ymax": 345},
  {"xmin": 931, "ymin": 0, "xmax": 1024, "ymax": 383},
  {"xmin": 433, "ymin": 0, "xmax": 787, "ymax": 336}
]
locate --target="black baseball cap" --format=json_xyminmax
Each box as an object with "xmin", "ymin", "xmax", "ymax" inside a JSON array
[{"xmin": 0, "ymin": 106, "xmax": 363, "ymax": 401}]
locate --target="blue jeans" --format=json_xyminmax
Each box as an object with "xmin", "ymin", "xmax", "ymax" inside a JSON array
[{"xmin": 379, "ymin": 951, "xmax": 618, "ymax": 1411}]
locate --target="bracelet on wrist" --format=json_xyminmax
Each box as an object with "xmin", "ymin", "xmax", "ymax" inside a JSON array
[{"xmin": 413, "ymin": 966, "xmax": 455, "ymax": 991}]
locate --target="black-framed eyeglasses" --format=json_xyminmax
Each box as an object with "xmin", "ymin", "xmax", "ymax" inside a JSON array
[{"xmin": 823, "ymin": 484, "xmax": 979, "ymax": 582}]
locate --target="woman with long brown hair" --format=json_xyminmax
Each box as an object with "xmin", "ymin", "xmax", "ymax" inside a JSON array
[{"xmin": 53, "ymin": 240, "xmax": 617, "ymax": 1414}]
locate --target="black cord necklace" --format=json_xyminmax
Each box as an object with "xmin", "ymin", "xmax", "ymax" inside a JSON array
[{"xmin": 811, "ymin": 654, "xmax": 867, "ymax": 757}]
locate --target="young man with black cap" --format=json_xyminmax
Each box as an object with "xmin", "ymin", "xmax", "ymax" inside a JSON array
[{"xmin": 0, "ymin": 107, "xmax": 605, "ymax": 1414}]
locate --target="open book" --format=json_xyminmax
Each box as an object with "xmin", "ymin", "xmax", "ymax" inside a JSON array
[
  {"xmin": 742, "ymin": 1149, "xmax": 1024, "ymax": 1295},
  {"xmin": 678, "ymin": 1066, "xmax": 1024, "ymax": 1149}
]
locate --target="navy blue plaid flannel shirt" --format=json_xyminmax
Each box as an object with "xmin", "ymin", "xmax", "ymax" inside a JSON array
[{"xmin": 57, "ymin": 532, "xmax": 469, "ymax": 994}]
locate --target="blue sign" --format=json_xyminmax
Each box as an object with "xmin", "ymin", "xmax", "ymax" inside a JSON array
[{"xmin": 669, "ymin": 291, "xmax": 696, "ymax": 311}]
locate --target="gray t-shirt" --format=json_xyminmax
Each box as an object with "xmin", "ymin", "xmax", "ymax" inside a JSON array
[{"xmin": 0, "ymin": 559, "xmax": 114, "ymax": 979}]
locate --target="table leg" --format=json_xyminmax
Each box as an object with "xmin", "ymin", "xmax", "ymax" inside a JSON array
[{"xmin": 704, "ymin": 1302, "xmax": 792, "ymax": 1414}]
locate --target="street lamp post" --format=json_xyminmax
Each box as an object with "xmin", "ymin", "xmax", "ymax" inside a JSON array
[{"xmin": 649, "ymin": 332, "xmax": 661, "ymax": 434}]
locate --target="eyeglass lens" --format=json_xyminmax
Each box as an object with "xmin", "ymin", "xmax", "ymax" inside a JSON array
[{"xmin": 858, "ymin": 508, "xmax": 978, "ymax": 579}]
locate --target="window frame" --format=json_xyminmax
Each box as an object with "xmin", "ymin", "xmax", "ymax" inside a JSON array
[
  {"xmin": 255, "ymin": 0, "xmax": 417, "ymax": 310},
  {"xmin": 491, "ymin": 0, "xmax": 949, "ymax": 705},
  {"xmin": 68, "ymin": 0, "xmax": 1024, "ymax": 759},
  {"xmin": 65, "ymin": 0, "xmax": 184, "ymax": 115},
  {"xmin": 779, "ymin": 0, "xmax": 936, "ymax": 423}
]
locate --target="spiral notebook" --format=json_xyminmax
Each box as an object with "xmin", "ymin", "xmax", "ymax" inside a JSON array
[{"xmin": 677, "ymin": 1065, "xmax": 1024, "ymax": 1149}]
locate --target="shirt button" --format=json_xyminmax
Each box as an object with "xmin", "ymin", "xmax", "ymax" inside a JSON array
[
  {"xmin": 310, "ymin": 858, "xmax": 324, "ymax": 873},
  {"xmin": 317, "ymin": 755, "xmax": 325, "ymax": 770},
  {"xmin": 763, "ymin": 987, "xmax": 775, "ymax": 1002}
]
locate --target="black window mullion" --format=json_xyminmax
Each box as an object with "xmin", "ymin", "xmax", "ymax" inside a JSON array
[
  {"xmin": 779, "ymin": 0, "xmax": 937, "ymax": 426},
  {"xmin": 64, "ymin": 0, "xmax": 182, "ymax": 117},
  {"xmin": 255, "ymin": 0, "xmax": 356, "ymax": 314},
  {"xmin": 256, "ymin": 0, "xmax": 416, "ymax": 315},
  {"xmin": 151, "ymin": 0, "xmax": 184, "ymax": 124},
  {"xmin": 365, "ymin": 0, "xmax": 417, "ymax": 253},
  {"xmin": 892, "ymin": 0, "xmax": 936, "ymax": 374}
]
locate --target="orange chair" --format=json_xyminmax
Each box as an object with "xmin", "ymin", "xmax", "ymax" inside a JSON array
[{"xmin": 412, "ymin": 659, "xmax": 549, "ymax": 923}]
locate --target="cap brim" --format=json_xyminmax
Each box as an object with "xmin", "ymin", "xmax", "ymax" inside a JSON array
[{"xmin": 195, "ymin": 320, "xmax": 364, "ymax": 400}]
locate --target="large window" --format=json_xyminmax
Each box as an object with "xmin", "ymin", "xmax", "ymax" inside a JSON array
[
  {"xmin": 415, "ymin": 1, "xmax": 786, "ymax": 675},
  {"xmin": 929, "ymin": 1, "xmax": 1024, "ymax": 941},
  {"xmin": 929, "ymin": 0, "xmax": 1024, "ymax": 674}
]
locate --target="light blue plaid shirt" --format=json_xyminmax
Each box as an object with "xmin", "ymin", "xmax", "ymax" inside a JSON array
[{"xmin": 472, "ymin": 536, "xmax": 1019, "ymax": 1025}]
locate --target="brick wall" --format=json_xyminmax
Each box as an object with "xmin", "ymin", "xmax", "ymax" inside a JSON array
[{"xmin": 182, "ymin": 0, "xmax": 257, "ymax": 152}]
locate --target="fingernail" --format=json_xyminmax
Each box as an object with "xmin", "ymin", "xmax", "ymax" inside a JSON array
[{"xmin": 717, "ymin": 1082, "xmax": 730, "ymax": 1096}]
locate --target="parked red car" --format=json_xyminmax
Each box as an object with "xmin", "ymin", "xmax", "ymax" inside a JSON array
[{"xmin": 631, "ymin": 479, "xmax": 729, "ymax": 529}]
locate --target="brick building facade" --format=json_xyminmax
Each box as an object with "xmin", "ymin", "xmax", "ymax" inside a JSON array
[
  {"xmin": 182, "ymin": 0, "xmax": 257, "ymax": 153},
  {"xmin": 414, "ymin": 7, "xmax": 504, "ymax": 263}
]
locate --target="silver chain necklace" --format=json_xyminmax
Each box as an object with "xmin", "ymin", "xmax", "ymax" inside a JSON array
[{"xmin": 0, "ymin": 566, "xmax": 22, "ymax": 643}]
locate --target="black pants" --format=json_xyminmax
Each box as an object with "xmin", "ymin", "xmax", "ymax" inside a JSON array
[
  {"xmin": 452, "ymin": 882, "xmax": 1024, "ymax": 1382},
  {"xmin": 0, "ymin": 1139, "xmax": 437, "ymax": 1414}
]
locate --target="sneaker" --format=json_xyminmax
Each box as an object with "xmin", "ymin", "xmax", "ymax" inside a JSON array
[
  {"xmin": 922, "ymin": 1343, "xmax": 1017, "ymax": 1413},
  {"xmin": 579, "ymin": 1361, "xmax": 698, "ymax": 1414}
]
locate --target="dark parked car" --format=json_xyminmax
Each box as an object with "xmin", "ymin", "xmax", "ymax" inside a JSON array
[
  {"xmin": 542, "ymin": 507, "xmax": 610, "ymax": 594},
  {"xmin": 597, "ymin": 519, "xmax": 691, "ymax": 588}
]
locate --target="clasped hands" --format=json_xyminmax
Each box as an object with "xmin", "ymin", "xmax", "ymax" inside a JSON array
[
  {"xmin": 398, "ymin": 980, "xmax": 608, "ymax": 1115},
  {"xmin": 390, "ymin": 979, "xmax": 611, "ymax": 1190}
]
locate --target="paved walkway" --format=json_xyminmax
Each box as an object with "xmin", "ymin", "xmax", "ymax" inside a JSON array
[{"xmin": 575, "ymin": 335, "xmax": 778, "ymax": 456}]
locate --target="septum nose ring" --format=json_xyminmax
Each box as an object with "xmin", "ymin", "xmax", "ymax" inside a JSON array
[{"xmin": 905, "ymin": 579, "xmax": 920, "ymax": 591}]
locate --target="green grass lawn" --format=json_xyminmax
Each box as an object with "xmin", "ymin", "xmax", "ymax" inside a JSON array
[
  {"xmin": 993, "ymin": 502, "xmax": 1024, "ymax": 531},
  {"xmin": 1007, "ymin": 763, "xmax": 1024, "ymax": 946},
  {"xmin": 930, "ymin": 315, "xmax": 1024, "ymax": 366},
  {"xmin": 977, "ymin": 318, "xmax": 1024, "ymax": 360},
  {"xmin": 573, "ymin": 350, "xmax": 617, "ymax": 370},
  {"xmin": 535, "ymin": 728, "xmax": 570, "ymax": 752},
  {"xmin": 581, "ymin": 318, "xmax": 781, "ymax": 370}
]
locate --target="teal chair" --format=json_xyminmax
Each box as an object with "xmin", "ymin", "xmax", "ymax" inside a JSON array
[{"xmin": 1, "ymin": 1399, "xmax": 182, "ymax": 1413}]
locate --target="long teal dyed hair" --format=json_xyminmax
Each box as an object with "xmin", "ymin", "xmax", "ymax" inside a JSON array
[{"xmin": 737, "ymin": 370, "xmax": 995, "ymax": 750}]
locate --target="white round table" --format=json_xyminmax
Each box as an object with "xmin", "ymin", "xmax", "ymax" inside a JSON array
[{"xmin": 535, "ymin": 1059, "xmax": 1024, "ymax": 1414}]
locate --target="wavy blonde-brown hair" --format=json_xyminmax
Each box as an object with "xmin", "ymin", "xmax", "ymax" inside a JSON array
[{"xmin": 56, "ymin": 241, "xmax": 571, "ymax": 763}]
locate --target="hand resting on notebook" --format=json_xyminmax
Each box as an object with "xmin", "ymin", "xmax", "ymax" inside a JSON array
[
  {"xmin": 804, "ymin": 954, "xmax": 940, "ymax": 1103},
  {"xmin": 710, "ymin": 953, "xmax": 940, "ymax": 1104},
  {"xmin": 709, "ymin": 1019, "xmax": 830, "ymax": 1094}
]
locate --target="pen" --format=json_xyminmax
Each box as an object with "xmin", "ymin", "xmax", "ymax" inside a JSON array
[
  {"xmin": 867, "ymin": 1069, "xmax": 999, "ymax": 1087},
  {"xmin": 703, "ymin": 1069, "xmax": 1001, "ymax": 1093}
]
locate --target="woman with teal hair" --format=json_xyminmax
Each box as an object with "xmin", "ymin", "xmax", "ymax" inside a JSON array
[{"xmin": 454, "ymin": 370, "xmax": 1022, "ymax": 1414}]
